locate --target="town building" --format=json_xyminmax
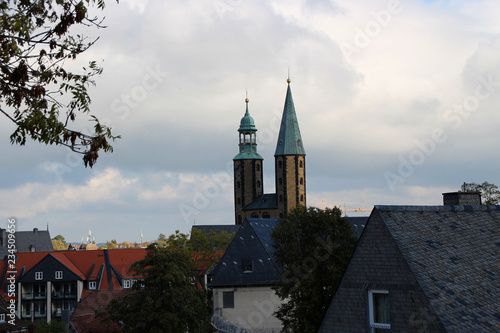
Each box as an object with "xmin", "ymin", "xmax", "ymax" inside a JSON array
[
  {"xmin": 0, "ymin": 228, "xmax": 53, "ymax": 259},
  {"xmin": 318, "ymin": 193, "xmax": 499, "ymax": 332},
  {"xmin": 0, "ymin": 248, "xmax": 146, "ymax": 325},
  {"xmin": 234, "ymin": 79, "xmax": 306, "ymax": 224}
]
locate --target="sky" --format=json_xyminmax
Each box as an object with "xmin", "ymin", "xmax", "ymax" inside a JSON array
[{"xmin": 1, "ymin": 0, "xmax": 500, "ymax": 244}]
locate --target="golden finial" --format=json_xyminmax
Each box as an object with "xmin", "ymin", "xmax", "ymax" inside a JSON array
[
  {"xmin": 245, "ymin": 89, "xmax": 249, "ymax": 103},
  {"xmin": 287, "ymin": 67, "xmax": 291, "ymax": 83}
]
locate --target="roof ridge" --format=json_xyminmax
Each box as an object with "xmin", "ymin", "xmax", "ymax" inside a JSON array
[{"xmin": 374, "ymin": 205, "xmax": 500, "ymax": 212}]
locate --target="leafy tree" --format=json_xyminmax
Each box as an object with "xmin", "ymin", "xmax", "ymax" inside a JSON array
[
  {"xmin": 51, "ymin": 234, "xmax": 67, "ymax": 250},
  {"xmin": 0, "ymin": 0, "xmax": 119, "ymax": 167},
  {"xmin": 34, "ymin": 319, "xmax": 65, "ymax": 332},
  {"xmin": 99, "ymin": 239, "xmax": 117, "ymax": 249},
  {"xmin": 460, "ymin": 181, "xmax": 500, "ymax": 205},
  {"xmin": 102, "ymin": 230, "xmax": 233, "ymax": 332},
  {"xmin": 271, "ymin": 206, "xmax": 358, "ymax": 333},
  {"xmin": 102, "ymin": 245, "xmax": 212, "ymax": 333}
]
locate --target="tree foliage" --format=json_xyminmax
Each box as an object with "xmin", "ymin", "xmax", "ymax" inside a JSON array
[
  {"xmin": 460, "ymin": 181, "xmax": 500, "ymax": 205},
  {"xmin": 0, "ymin": 0, "xmax": 119, "ymax": 167},
  {"xmin": 99, "ymin": 239, "xmax": 117, "ymax": 249},
  {"xmin": 271, "ymin": 206, "xmax": 358, "ymax": 333},
  {"xmin": 102, "ymin": 229, "xmax": 233, "ymax": 332},
  {"xmin": 51, "ymin": 234, "xmax": 67, "ymax": 250},
  {"xmin": 103, "ymin": 245, "xmax": 211, "ymax": 332}
]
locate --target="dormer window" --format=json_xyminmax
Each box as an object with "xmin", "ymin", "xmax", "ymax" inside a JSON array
[
  {"xmin": 123, "ymin": 280, "xmax": 133, "ymax": 289},
  {"xmin": 88, "ymin": 281, "xmax": 97, "ymax": 290},
  {"xmin": 242, "ymin": 259, "xmax": 253, "ymax": 273}
]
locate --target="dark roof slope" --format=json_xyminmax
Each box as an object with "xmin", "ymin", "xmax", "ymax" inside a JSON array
[
  {"xmin": 346, "ymin": 216, "xmax": 368, "ymax": 238},
  {"xmin": 244, "ymin": 194, "xmax": 277, "ymax": 211},
  {"xmin": 210, "ymin": 218, "xmax": 281, "ymax": 287},
  {"xmin": 0, "ymin": 228, "xmax": 53, "ymax": 258},
  {"xmin": 375, "ymin": 205, "xmax": 500, "ymax": 332}
]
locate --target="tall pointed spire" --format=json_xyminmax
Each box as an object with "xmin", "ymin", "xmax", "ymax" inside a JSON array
[{"xmin": 275, "ymin": 78, "xmax": 305, "ymax": 156}]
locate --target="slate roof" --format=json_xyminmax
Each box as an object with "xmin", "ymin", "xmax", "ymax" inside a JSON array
[
  {"xmin": 210, "ymin": 218, "xmax": 281, "ymax": 287},
  {"xmin": 346, "ymin": 216, "xmax": 368, "ymax": 238},
  {"xmin": 0, "ymin": 228, "xmax": 53, "ymax": 258},
  {"xmin": 274, "ymin": 82, "xmax": 305, "ymax": 156},
  {"xmin": 244, "ymin": 194, "xmax": 277, "ymax": 211},
  {"xmin": 373, "ymin": 205, "xmax": 500, "ymax": 332}
]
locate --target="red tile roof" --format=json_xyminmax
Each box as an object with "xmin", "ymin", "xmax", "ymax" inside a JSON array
[{"xmin": 70, "ymin": 290, "xmax": 130, "ymax": 333}]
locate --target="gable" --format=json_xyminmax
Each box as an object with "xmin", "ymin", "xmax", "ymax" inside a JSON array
[
  {"xmin": 377, "ymin": 205, "xmax": 500, "ymax": 332},
  {"xmin": 210, "ymin": 219, "xmax": 281, "ymax": 287},
  {"xmin": 319, "ymin": 209, "xmax": 445, "ymax": 332},
  {"xmin": 20, "ymin": 254, "xmax": 83, "ymax": 283}
]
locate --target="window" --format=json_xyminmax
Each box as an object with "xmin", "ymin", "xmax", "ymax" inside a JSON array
[
  {"xmin": 300, "ymin": 194, "xmax": 304, "ymax": 202},
  {"xmin": 299, "ymin": 160, "xmax": 303, "ymax": 168},
  {"xmin": 251, "ymin": 213, "xmax": 258, "ymax": 218},
  {"xmin": 279, "ymin": 178, "xmax": 282, "ymax": 185},
  {"xmin": 123, "ymin": 280, "xmax": 132, "ymax": 289},
  {"xmin": 88, "ymin": 281, "xmax": 97, "ymax": 290},
  {"xmin": 242, "ymin": 259, "xmax": 253, "ymax": 273},
  {"xmin": 257, "ymin": 181, "xmax": 261, "ymax": 188},
  {"xmin": 278, "ymin": 160, "xmax": 282, "ymax": 168},
  {"xmin": 35, "ymin": 272, "xmax": 43, "ymax": 280},
  {"xmin": 368, "ymin": 290, "xmax": 390, "ymax": 332},
  {"xmin": 223, "ymin": 291, "xmax": 234, "ymax": 308},
  {"xmin": 0, "ymin": 313, "xmax": 5, "ymax": 322},
  {"xmin": 300, "ymin": 177, "xmax": 303, "ymax": 185},
  {"xmin": 256, "ymin": 164, "xmax": 260, "ymax": 171},
  {"xmin": 262, "ymin": 212, "xmax": 270, "ymax": 218},
  {"xmin": 55, "ymin": 271, "xmax": 63, "ymax": 279}
]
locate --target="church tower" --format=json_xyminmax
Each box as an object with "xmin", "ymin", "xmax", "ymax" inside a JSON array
[
  {"xmin": 274, "ymin": 78, "xmax": 306, "ymax": 218},
  {"xmin": 233, "ymin": 97, "xmax": 264, "ymax": 225}
]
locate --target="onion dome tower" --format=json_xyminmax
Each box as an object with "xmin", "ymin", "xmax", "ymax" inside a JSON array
[{"xmin": 233, "ymin": 96, "xmax": 264, "ymax": 224}]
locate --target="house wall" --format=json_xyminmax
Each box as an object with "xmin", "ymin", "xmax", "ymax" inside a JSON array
[
  {"xmin": 318, "ymin": 210, "xmax": 446, "ymax": 332},
  {"xmin": 213, "ymin": 286, "xmax": 283, "ymax": 331}
]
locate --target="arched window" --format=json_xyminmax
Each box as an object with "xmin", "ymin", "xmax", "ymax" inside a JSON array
[
  {"xmin": 279, "ymin": 195, "xmax": 283, "ymax": 202},
  {"xmin": 257, "ymin": 181, "xmax": 261, "ymax": 188},
  {"xmin": 300, "ymin": 194, "xmax": 304, "ymax": 202},
  {"xmin": 256, "ymin": 164, "xmax": 260, "ymax": 171},
  {"xmin": 237, "ymin": 198, "xmax": 241, "ymax": 204},
  {"xmin": 278, "ymin": 160, "xmax": 282, "ymax": 168},
  {"xmin": 263, "ymin": 212, "xmax": 270, "ymax": 218},
  {"xmin": 299, "ymin": 160, "xmax": 303, "ymax": 168},
  {"xmin": 251, "ymin": 213, "xmax": 258, "ymax": 218},
  {"xmin": 300, "ymin": 178, "xmax": 303, "ymax": 185}
]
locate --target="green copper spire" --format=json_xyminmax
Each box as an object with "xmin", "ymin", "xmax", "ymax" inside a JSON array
[
  {"xmin": 234, "ymin": 97, "xmax": 263, "ymax": 160},
  {"xmin": 275, "ymin": 79, "xmax": 305, "ymax": 156}
]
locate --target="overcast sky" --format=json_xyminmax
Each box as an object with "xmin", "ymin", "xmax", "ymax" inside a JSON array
[{"xmin": 1, "ymin": 0, "xmax": 499, "ymax": 244}]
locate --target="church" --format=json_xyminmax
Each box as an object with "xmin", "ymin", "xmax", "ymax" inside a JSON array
[{"xmin": 233, "ymin": 78, "xmax": 306, "ymax": 224}]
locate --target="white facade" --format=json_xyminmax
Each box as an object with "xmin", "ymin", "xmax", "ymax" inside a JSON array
[{"xmin": 213, "ymin": 285, "xmax": 284, "ymax": 331}]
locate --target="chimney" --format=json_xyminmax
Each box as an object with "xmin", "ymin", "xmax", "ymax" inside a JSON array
[
  {"xmin": 0, "ymin": 229, "xmax": 6, "ymax": 247},
  {"xmin": 33, "ymin": 228, "xmax": 38, "ymax": 234},
  {"xmin": 443, "ymin": 192, "xmax": 482, "ymax": 206}
]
